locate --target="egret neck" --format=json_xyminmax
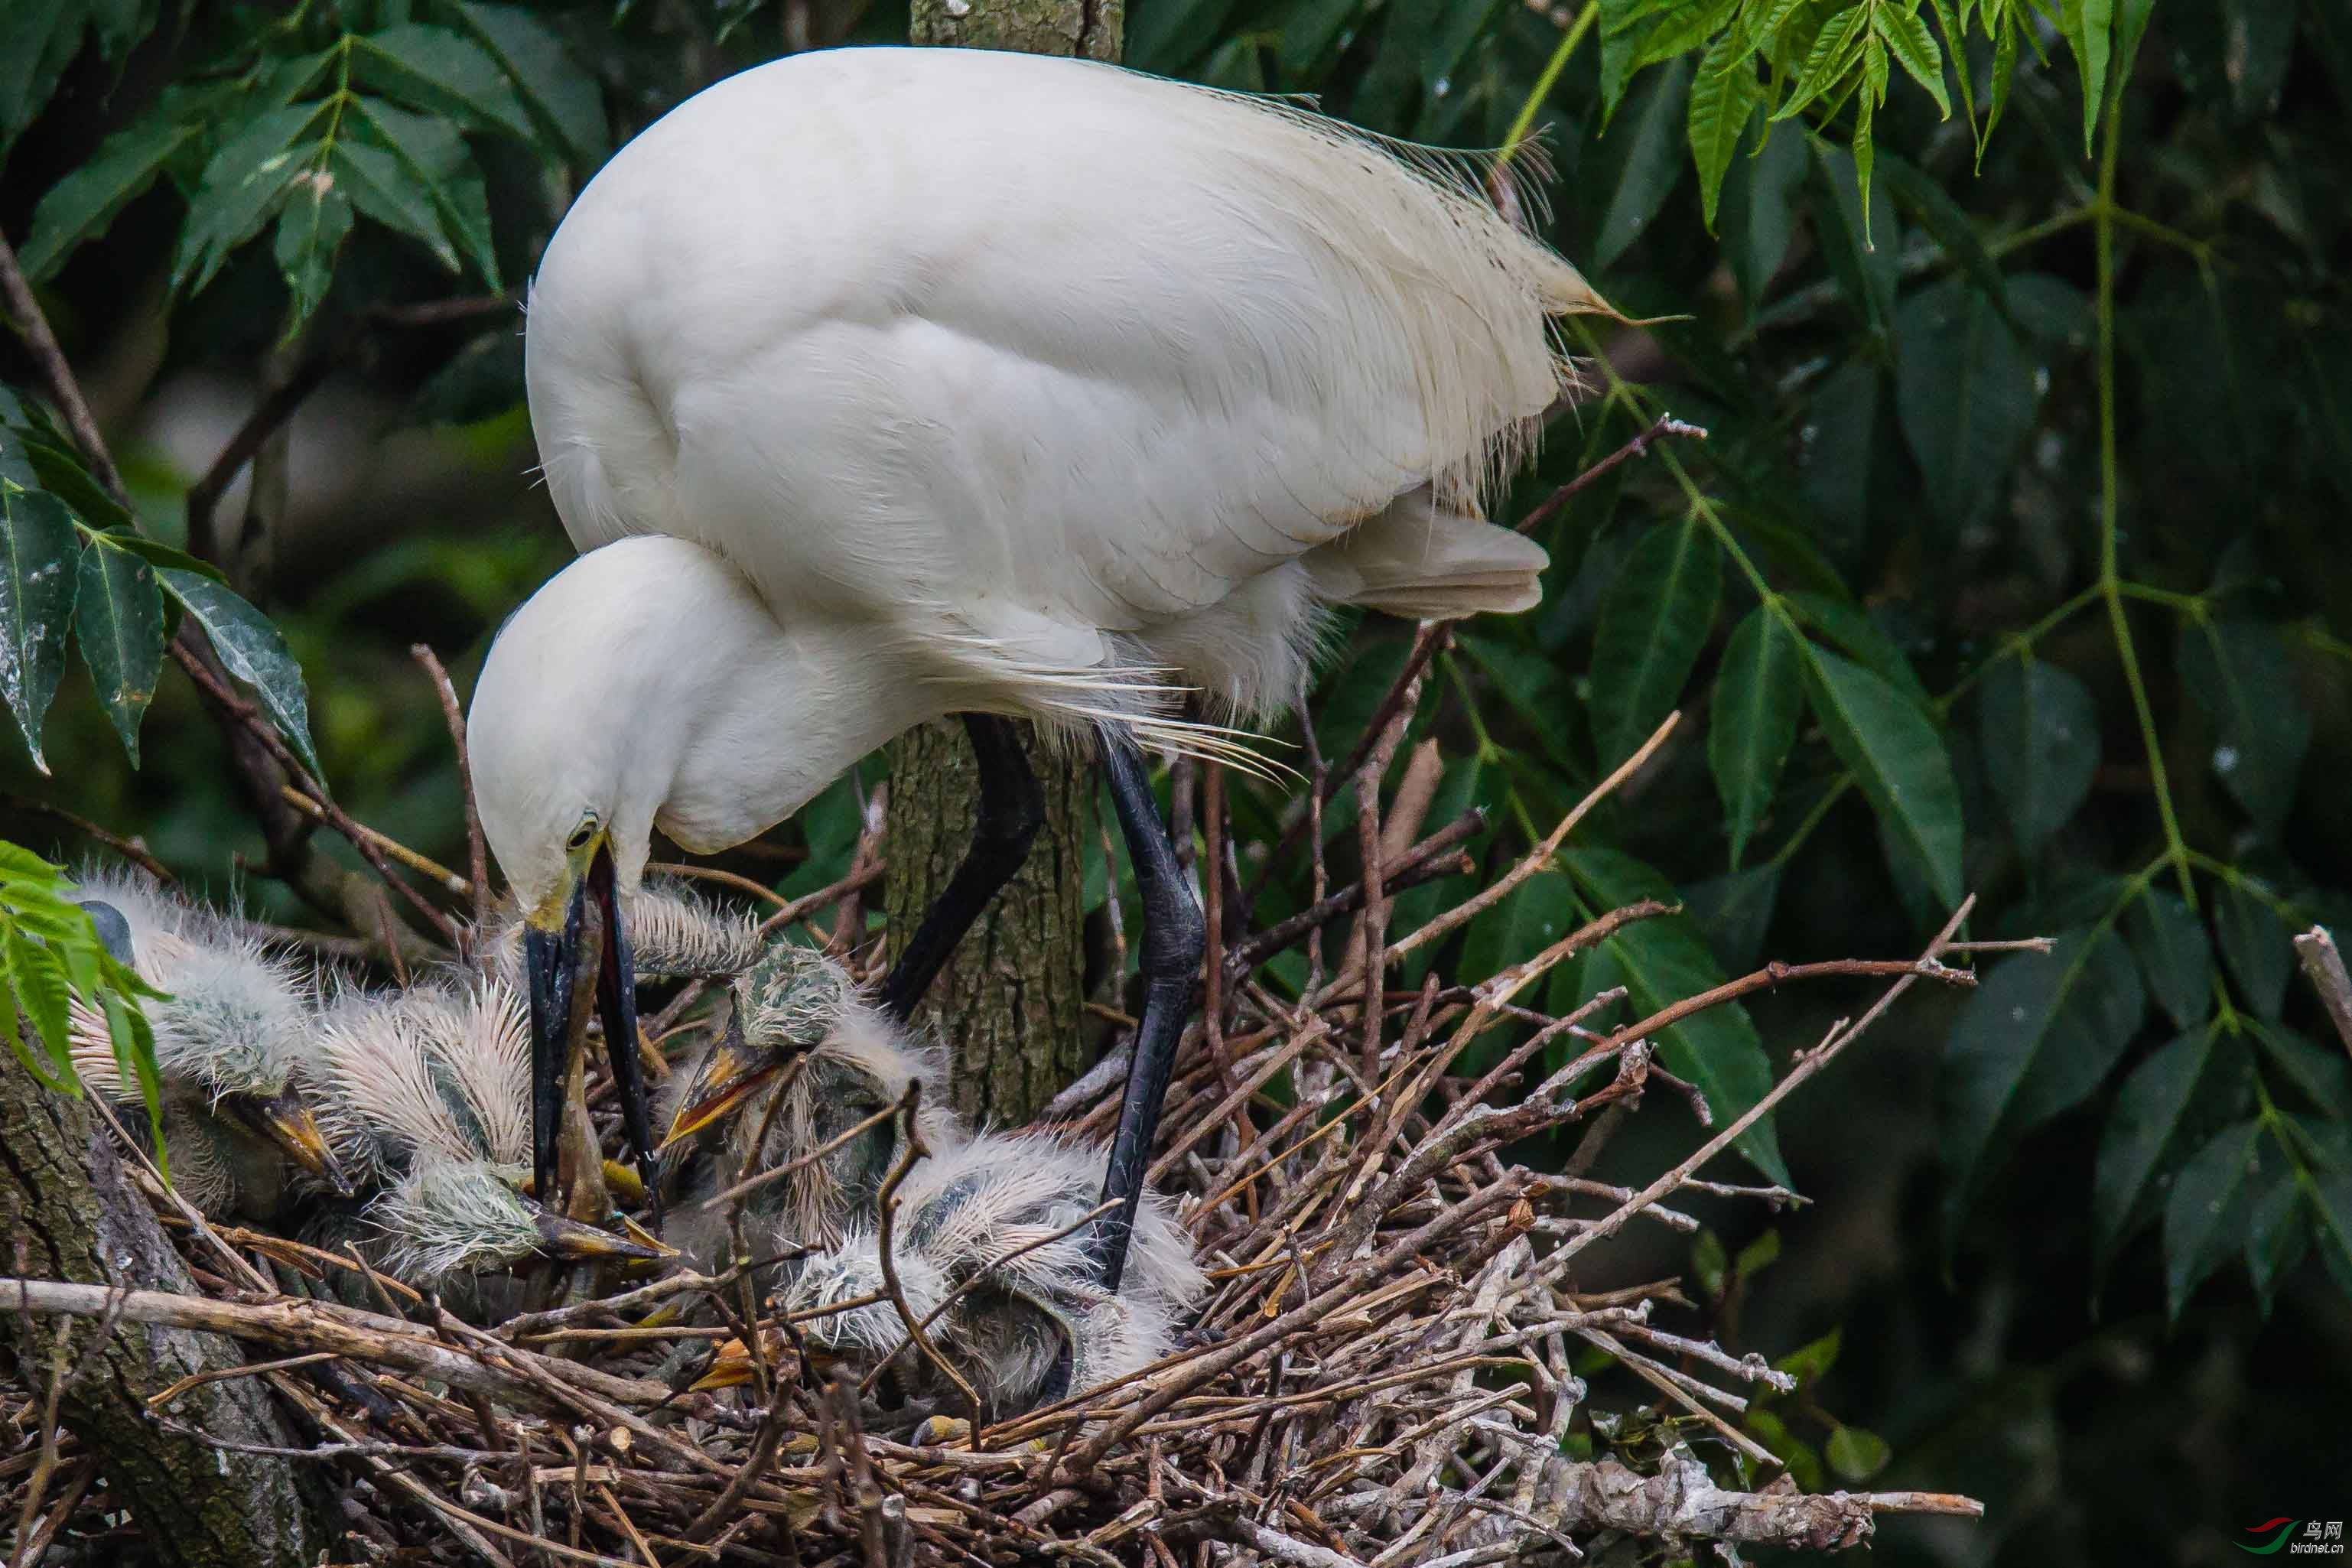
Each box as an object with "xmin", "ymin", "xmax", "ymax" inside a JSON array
[{"xmin": 468, "ymin": 534, "xmax": 945, "ymax": 1202}]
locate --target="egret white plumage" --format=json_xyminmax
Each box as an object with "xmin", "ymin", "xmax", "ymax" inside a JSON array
[
  {"xmin": 301, "ymin": 978, "xmax": 661, "ymax": 1307},
  {"xmin": 64, "ymin": 869, "xmax": 351, "ymax": 1218},
  {"xmin": 657, "ymin": 941, "xmax": 961, "ymax": 1267},
  {"xmin": 705, "ymin": 1129, "xmax": 1203, "ymax": 1420},
  {"xmin": 466, "ymin": 45, "xmax": 1614, "ymax": 1287}
]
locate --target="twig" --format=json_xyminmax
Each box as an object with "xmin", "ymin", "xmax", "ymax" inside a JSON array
[
  {"xmin": 870, "ymin": 1083, "xmax": 983, "ymax": 1440},
  {"xmin": 2294, "ymin": 926, "xmax": 2352, "ymax": 1058},
  {"xmin": 1512, "ymin": 414, "xmax": 1709, "ymax": 537},
  {"xmin": 0, "ymin": 795, "xmax": 174, "ymax": 882},
  {"xmin": 415, "ymin": 644, "xmax": 493, "ymax": 929},
  {"xmin": 279, "ymin": 783, "xmax": 470, "ymax": 897},
  {"xmin": 0, "ymin": 232, "xmax": 128, "ymax": 503}
]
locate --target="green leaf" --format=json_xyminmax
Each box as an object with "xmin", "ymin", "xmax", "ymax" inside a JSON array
[
  {"xmin": 1825, "ymin": 1425, "xmax": 1891, "ymax": 1481},
  {"xmin": 1774, "ymin": 1327, "xmax": 1840, "ymax": 1384},
  {"xmin": 1589, "ymin": 515, "xmax": 1721, "ymax": 768},
  {"xmin": 2244, "ymin": 1160, "xmax": 2306, "ymax": 1313},
  {"xmin": 1710, "ymin": 607, "xmax": 1803, "ymax": 864},
  {"xmin": 1982, "ymin": 5, "xmax": 2020, "ymax": 159},
  {"xmin": 327, "ymin": 137, "xmax": 460, "ymax": 275},
  {"xmin": 0, "ymin": 486, "xmax": 81, "ymax": 773},
  {"xmin": 1775, "ymin": 5, "xmax": 1869, "ymax": 123},
  {"xmin": 1564, "ymin": 847, "xmax": 1790, "ymax": 1186},
  {"xmin": 73, "ymin": 541, "xmax": 164, "ymax": 764},
  {"xmin": 1896, "ymin": 277, "xmax": 2039, "ymax": 529},
  {"xmin": 1807, "ymin": 138, "xmax": 1898, "ymax": 330},
  {"xmin": 101, "ymin": 984, "xmax": 168, "ymax": 1173},
  {"xmin": 1977, "ymin": 656, "xmax": 2098, "ymax": 853},
  {"xmin": 1461, "ymin": 870, "xmax": 1579, "ymax": 990},
  {"xmin": 448, "ymin": 2, "xmax": 609, "ymax": 165},
  {"xmin": 2163, "ymin": 1120, "xmax": 2261, "ymax": 1320},
  {"xmin": 2247, "ymin": 1020, "xmax": 2352, "ymax": 1121},
  {"xmin": 156, "ymin": 568, "xmax": 321, "ymax": 779},
  {"xmin": 351, "ymin": 25, "xmax": 541, "ymax": 147},
  {"xmin": 2177, "ymin": 620, "xmax": 2311, "ymax": 838},
  {"xmin": 1879, "ymin": 149, "xmax": 2009, "ymax": 317},
  {"xmin": 346, "ymin": 98, "xmax": 501, "ymax": 288},
  {"xmin": 1872, "ymin": 3, "xmax": 1950, "ymax": 115},
  {"xmin": 93, "ymin": 532, "xmax": 225, "ymax": 583},
  {"xmin": 1801, "ymin": 646, "xmax": 1963, "ymax": 907},
  {"xmin": 2124, "ymin": 887, "xmax": 2213, "ymax": 1031},
  {"xmin": 171, "ymin": 102, "xmax": 326, "ymax": 296},
  {"xmin": 5, "ymin": 926, "xmax": 75, "ymax": 1089},
  {"xmin": 1685, "ymin": 862, "xmax": 1781, "ymax": 974},
  {"xmin": 1688, "ymin": 29, "xmax": 1761, "ymax": 230},
  {"xmin": 0, "ymin": 0, "xmax": 156, "ymax": 151},
  {"xmin": 2092, "ymin": 1026, "xmax": 2243, "ymax": 1275},
  {"xmin": 2214, "ymin": 878, "xmax": 2292, "ymax": 1020},
  {"xmin": 2064, "ymin": 0, "xmax": 2115, "ymax": 154},
  {"xmin": 1594, "ymin": 57, "xmax": 1693, "ymax": 269},
  {"xmin": 2315, "ymin": 1176, "xmax": 2352, "ymax": 1294},
  {"xmin": 18, "ymin": 108, "xmax": 206, "ymax": 281},
  {"xmin": 1691, "ymin": 1227, "xmax": 1729, "ymax": 1301},
  {"xmin": 1719, "ymin": 112, "xmax": 1807, "ymax": 307},
  {"xmin": 1943, "ymin": 931, "xmax": 2146, "ymax": 1228},
  {"xmin": 272, "ymin": 177, "xmax": 353, "ymax": 336}
]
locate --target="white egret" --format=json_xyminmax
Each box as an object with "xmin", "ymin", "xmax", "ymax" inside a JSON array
[
  {"xmin": 466, "ymin": 44, "xmax": 1612, "ymax": 1288},
  {"xmin": 66, "ymin": 869, "xmax": 351, "ymax": 1217}
]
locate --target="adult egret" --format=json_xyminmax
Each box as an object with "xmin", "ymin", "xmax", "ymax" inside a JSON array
[
  {"xmin": 704, "ymin": 1128, "xmax": 1203, "ymax": 1420},
  {"xmin": 658, "ymin": 940, "xmax": 962, "ymax": 1267},
  {"xmin": 66, "ymin": 870, "xmax": 351, "ymax": 1217},
  {"xmin": 467, "ymin": 45, "xmax": 1612, "ymax": 1287}
]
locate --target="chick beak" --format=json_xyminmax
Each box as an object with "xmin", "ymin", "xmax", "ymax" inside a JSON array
[
  {"xmin": 688, "ymin": 1333, "xmax": 802, "ymax": 1392},
  {"xmin": 243, "ymin": 1090, "xmax": 353, "ymax": 1198},
  {"xmin": 659, "ymin": 1013, "xmax": 782, "ymax": 1152},
  {"xmin": 531, "ymin": 1205, "xmax": 667, "ymax": 1264}
]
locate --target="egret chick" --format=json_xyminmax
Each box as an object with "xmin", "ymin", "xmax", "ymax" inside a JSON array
[
  {"xmin": 474, "ymin": 873, "xmax": 764, "ymax": 992},
  {"xmin": 659, "ymin": 942, "xmax": 961, "ymax": 1267},
  {"xmin": 64, "ymin": 868, "xmax": 350, "ymax": 1219},
  {"xmin": 302, "ymin": 978, "xmax": 659, "ymax": 1308},
  {"xmin": 469, "ymin": 47, "xmax": 1615, "ymax": 1289},
  {"xmin": 714, "ymin": 1130, "xmax": 1203, "ymax": 1420}
]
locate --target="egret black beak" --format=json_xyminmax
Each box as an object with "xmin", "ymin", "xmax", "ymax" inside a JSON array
[
  {"xmin": 235, "ymin": 1090, "xmax": 354, "ymax": 1198},
  {"xmin": 530, "ymin": 1204, "xmax": 668, "ymax": 1264},
  {"xmin": 658, "ymin": 1012, "xmax": 781, "ymax": 1152},
  {"xmin": 524, "ymin": 846, "xmax": 662, "ymax": 1219}
]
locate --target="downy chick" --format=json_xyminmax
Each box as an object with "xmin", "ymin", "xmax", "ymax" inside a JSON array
[
  {"xmin": 65, "ymin": 868, "xmax": 350, "ymax": 1221},
  {"xmin": 658, "ymin": 941, "xmax": 962, "ymax": 1268},
  {"xmin": 711, "ymin": 1130, "xmax": 1203, "ymax": 1421}
]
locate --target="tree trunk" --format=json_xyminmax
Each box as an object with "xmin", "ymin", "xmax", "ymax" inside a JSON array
[
  {"xmin": 886, "ymin": 0, "xmax": 1122, "ymax": 1127},
  {"xmin": 0, "ymin": 1066, "xmax": 327, "ymax": 1568}
]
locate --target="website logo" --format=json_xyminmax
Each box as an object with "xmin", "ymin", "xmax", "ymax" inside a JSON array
[{"xmin": 2240, "ymin": 1521, "xmax": 2346, "ymax": 1557}]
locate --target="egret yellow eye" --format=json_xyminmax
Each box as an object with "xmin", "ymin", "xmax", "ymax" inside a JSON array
[{"xmin": 567, "ymin": 820, "xmax": 597, "ymax": 852}]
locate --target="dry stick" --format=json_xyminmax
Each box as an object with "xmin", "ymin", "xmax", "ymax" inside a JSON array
[
  {"xmin": 2294, "ymin": 926, "xmax": 2352, "ymax": 1057},
  {"xmin": 184, "ymin": 293, "xmax": 516, "ymax": 561},
  {"xmin": 0, "ymin": 233, "xmax": 127, "ymax": 502},
  {"xmin": 415, "ymin": 643, "xmax": 493, "ymax": 929},
  {"xmin": 1511, "ymin": 414, "xmax": 1710, "ymax": 538},
  {"xmin": 278, "ymin": 783, "xmax": 470, "ymax": 896},
  {"xmin": 1384, "ymin": 710, "xmax": 1680, "ymax": 965},
  {"xmin": 1352, "ymin": 679, "xmax": 1414, "ymax": 1082},
  {"xmin": 8, "ymin": 1450, "xmax": 97, "ymax": 1568},
  {"xmin": 0, "ymin": 795, "xmax": 174, "ymax": 881},
  {"xmin": 1552, "ymin": 895, "xmax": 1982, "ymax": 1271},
  {"xmin": 651, "ymin": 862, "xmax": 795, "ymax": 911},
  {"xmin": 870, "ymin": 1084, "xmax": 983, "ymax": 1440},
  {"xmin": 1228, "ymin": 815, "xmax": 1485, "ymax": 976},
  {"xmin": 1203, "ymin": 758, "xmax": 1230, "ymax": 1085}
]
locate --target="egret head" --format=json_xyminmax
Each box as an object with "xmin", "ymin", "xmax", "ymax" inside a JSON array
[
  {"xmin": 469, "ymin": 537, "xmax": 854, "ymax": 1205},
  {"xmin": 67, "ymin": 874, "xmax": 351, "ymax": 1205}
]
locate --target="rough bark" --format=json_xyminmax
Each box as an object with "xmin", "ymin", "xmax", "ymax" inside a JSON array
[
  {"xmin": 883, "ymin": 721, "xmax": 1092, "ymax": 1126},
  {"xmin": 0, "ymin": 1065, "xmax": 327, "ymax": 1568},
  {"xmin": 909, "ymin": 0, "xmax": 1122, "ymax": 59},
  {"xmin": 887, "ymin": 0, "xmax": 1122, "ymax": 1127}
]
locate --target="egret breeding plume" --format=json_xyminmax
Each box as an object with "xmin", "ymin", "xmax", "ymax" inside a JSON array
[
  {"xmin": 65, "ymin": 869, "xmax": 351, "ymax": 1218},
  {"xmin": 301, "ymin": 978, "xmax": 661, "ymax": 1310},
  {"xmin": 708, "ymin": 1129, "xmax": 1205, "ymax": 1420},
  {"xmin": 467, "ymin": 45, "xmax": 1615, "ymax": 1287},
  {"xmin": 659, "ymin": 941, "xmax": 962, "ymax": 1268}
]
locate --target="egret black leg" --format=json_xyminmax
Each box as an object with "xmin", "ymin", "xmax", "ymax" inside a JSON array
[
  {"xmin": 1089, "ymin": 731, "xmax": 1206, "ymax": 1293},
  {"xmin": 876, "ymin": 714, "xmax": 1046, "ymax": 1023}
]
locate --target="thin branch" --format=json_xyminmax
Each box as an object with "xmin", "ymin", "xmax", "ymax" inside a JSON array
[
  {"xmin": 0, "ymin": 795, "xmax": 174, "ymax": 882},
  {"xmin": 0, "ymin": 233, "xmax": 128, "ymax": 503},
  {"xmin": 415, "ymin": 643, "xmax": 493, "ymax": 929},
  {"xmin": 2295, "ymin": 926, "xmax": 2352, "ymax": 1058},
  {"xmin": 1512, "ymin": 414, "xmax": 1709, "ymax": 537}
]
